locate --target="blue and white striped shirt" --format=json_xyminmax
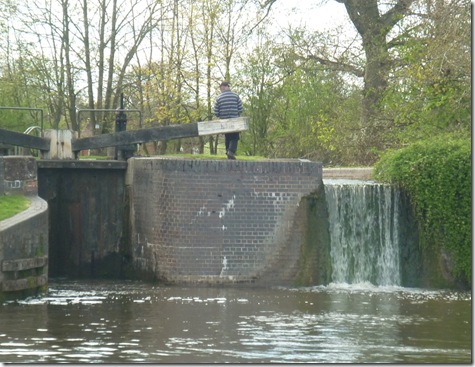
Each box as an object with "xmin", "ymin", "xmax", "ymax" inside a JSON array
[{"xmin": 214, "ymin": 90, "xmax": 243, "ymax": 119}]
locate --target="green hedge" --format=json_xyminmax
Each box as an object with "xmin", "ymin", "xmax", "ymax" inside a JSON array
[{"xmin": 374, "ymin": 134, "xmax": 471, "ymax": 285}]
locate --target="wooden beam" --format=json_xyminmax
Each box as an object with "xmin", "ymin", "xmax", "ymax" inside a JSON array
[
  {"xmin": 197, "ymin": 117, "xmax": 249, "ymax": 136},
  {"xmin": 72, "ymin": 123, "xmax": 199, "ymax": 151},
  {"xmin": 2, "ymin": 275, "xmax": 47, "ymax": 292},
  {"xmin": 0, "ymin": 128, "xmax": 50, "ymax": 151},
  {"xmin": 72, "ymin": 117, "xmax": 248, "ymax": 151},
  {"xmin": 2, "ymin": 256, "xmax": 48, "ymax": 271}
]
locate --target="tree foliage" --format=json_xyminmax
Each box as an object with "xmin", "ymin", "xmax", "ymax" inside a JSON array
[{"xmin": 382, "ymin": 0, "xmax": 471, "ymax": 145}]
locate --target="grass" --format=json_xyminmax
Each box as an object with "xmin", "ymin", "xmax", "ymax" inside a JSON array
[
  {"xmin": 0, "ymin": 195, "xmax": 31, "ymax": 221},
  {"xmin": 161, "ymin": 153, "xmax": 266, "ymax": 161},
  {"xmin": 79, "ymin": 139, "xmax": 267, "ymax": 161},
  {"xmin": 80, "ymin": 153, "xmax": 267, "ymax": 161}
]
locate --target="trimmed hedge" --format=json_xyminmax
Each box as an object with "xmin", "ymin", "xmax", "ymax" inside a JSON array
[{"xmin": 374, "ymin": 134, "xmax": 471, "ymax": 286}]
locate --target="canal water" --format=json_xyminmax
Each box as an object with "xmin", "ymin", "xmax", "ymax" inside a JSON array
[
  {"xmin": 0, "ymin": 279, "xmax": 471, "ymax": 363},
  {"xmin": 1, "ymin": 179, "xmax": 471, "ymax": 363}
]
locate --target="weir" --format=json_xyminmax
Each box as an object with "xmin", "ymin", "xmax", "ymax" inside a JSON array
[
  {"xmin": 321, "ymin": 178, "xmax": 426, "ymax": 288},
  {"xmin": 323, "ymin": 179, "xmax": 402, "ymax": 286}
]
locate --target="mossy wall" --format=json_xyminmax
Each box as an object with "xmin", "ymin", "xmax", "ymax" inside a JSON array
[{"xmin": 293, "ymin": 184, "xmax": 332, "ymax": 286}]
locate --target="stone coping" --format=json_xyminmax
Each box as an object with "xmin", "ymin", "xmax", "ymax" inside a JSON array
[
  {"xmin": 323, "ymin": 167, "xmax": 373, "ymax": 180},
  {"xmin": 38, "ymin": 160, "xmax": 127, "ymax": 169}
]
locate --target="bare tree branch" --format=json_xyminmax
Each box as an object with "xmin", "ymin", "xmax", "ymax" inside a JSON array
[
  {"xmin": 247, "ymin": 0, "xmax": 277, "ymax": 35},
  {"xmin": 304, "ymin": 54, "xmax": 364, "ymax": 77}
]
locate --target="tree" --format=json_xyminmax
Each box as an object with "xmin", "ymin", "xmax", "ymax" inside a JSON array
[
  {"xmin": 332, "ymin": 0, "xmax": 416, "ymax": 163},
  {"xmin": 94, "ymin": 0, "xmax": 164, "ymax": 133},
  {"xmin": 61, "ymin": 0, "xmax": 78, "ymax": 131},
  {"xmin": 186, "ymin": 0, "xmax": 211, "ymax": 153},
  {"xmin": 263, "ymin": 0, "xmax": 417, "ymax": 163},
  {"xmin": 10, "ymin": 0, "xmax": 165, "ymax": 134},
  {"xmin": 240, "ymin": 30, "xmax": 280, "ymax": 156},
  {"xmin": 382, "ymin": 0, "xmax": 471, "ymax": 144},
  {"xmin": 0, "ymin": 58, "xmax": 47, "ymax": 132},
  {"xmin": 267, "ymin": 65, "xmax": 359, "ymax": 164},
  {"xmin": 239, "ymin": 20, "xmax": 362, "ymax": 163},
  {"xmin": 187, "ymin": 0, "xmax": 264, "ymax": 154}
]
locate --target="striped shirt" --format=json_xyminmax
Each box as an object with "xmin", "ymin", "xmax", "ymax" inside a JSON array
[{"xmin": 214, "ymin": 90, "xmax": 243, "ymax": 119}]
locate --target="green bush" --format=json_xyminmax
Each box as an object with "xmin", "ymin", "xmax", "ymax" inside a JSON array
[{"xmin": 374, "ymin": 134, "xmax": 471, "ymax": 284}]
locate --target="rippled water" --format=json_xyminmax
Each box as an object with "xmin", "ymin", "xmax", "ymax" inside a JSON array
[{"xmin": 0, "ymin": 279, "xmax": 471, "ymax": 363}]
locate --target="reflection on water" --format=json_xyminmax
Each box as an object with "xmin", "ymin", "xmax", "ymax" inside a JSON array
[{"xmin": 0, "ymin": 280, "xmax": 471, "ymax": 363}]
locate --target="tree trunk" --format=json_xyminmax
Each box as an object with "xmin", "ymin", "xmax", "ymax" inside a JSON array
[
  {"xmin": 359, "ymin": 30, "xmax": 391, "ymax": 163},
  {"xmin": 336, "ymin": 0, "xmax": 415, "ymax": 163},
  {"xmin": 61, "ymin": 0, "xmax": 78, "ymax": 132},
  {"xmin": 82, "ymin": 0, "xmax": 96, "ymax": 130}
]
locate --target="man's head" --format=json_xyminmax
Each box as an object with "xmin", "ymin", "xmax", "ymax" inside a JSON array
[{"xmin": 219, "ymin": 81, "xmax": 230, "ymax": 92}]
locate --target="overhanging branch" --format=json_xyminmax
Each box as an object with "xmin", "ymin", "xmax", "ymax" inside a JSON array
[{"xmin": 304, "ymin": 54, "xmax": 364, "ymax": 78}]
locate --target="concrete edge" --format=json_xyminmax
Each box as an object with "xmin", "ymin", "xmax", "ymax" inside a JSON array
[
  {"xmin": 0, "ymin": 196, "xmax": 48, "ymax": 232},
  {"xmin": 323, "ymin": 167, "xmax": 373, "ymax": 180}
]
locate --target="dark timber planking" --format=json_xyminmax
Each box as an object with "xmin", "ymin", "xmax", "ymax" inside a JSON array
[
  {"xmin": 72, "ymin": 117, "xmax": 249, "ymax": 152},
  {"xmin": 72, "ymin": 123, "xmax": 199, "ymax": 151},
  {"xmin": 0, "ymin": 128, "xmax": 50, "ymax": 151},
  {"xmin": 1, "ymin": 117, "xmax": 249, "ymax": 154}
]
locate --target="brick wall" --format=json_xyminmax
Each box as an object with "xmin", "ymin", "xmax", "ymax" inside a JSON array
[
  {"xmin": 127, "ymin": 158, "xmax": 322, "ymax": 285},
  {"xmin": 0, "ymin": 156, "xmax": 38, "ymax": 196}
]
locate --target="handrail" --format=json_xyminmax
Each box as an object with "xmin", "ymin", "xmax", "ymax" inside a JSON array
[{"xmin": 23, "ymin": 126, "xmax": 42, "ymax": 135}]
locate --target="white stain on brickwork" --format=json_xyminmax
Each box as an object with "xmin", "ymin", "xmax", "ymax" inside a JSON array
[
  {"xmin": 218, "ymin": 195, "xmax": 235, "ymax": 219},
  {"xmin": 220, "ymin": 256, "xmax": 228, "ymax": 277},
  {"xmin": 197, "ymin": 206, "xmax": 207, "ymax": 216}
]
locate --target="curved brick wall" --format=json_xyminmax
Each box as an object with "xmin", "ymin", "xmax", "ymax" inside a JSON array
[{"xmin": 127, "ymin": 158, "xmax": 322, "ymax": 285}]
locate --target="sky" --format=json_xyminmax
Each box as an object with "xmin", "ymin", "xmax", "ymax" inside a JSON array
[{"xmin": 271, "ymin": 0, "xmax": 353, "ymax": 33}]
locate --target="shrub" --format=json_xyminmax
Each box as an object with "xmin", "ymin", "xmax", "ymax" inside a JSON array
[{"xmin": 374, "ymin": 134, "xmax": 471, "ymax": 285}]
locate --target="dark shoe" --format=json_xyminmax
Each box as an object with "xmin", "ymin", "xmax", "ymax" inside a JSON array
[{"xmin": 226, "ymin": 151, "xmax": 236, "ymax": 160}]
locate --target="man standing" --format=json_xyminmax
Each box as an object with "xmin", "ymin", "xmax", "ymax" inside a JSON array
[{"xmin": 213, "ymin": 81, "xmax": 243, "ymax": 160}]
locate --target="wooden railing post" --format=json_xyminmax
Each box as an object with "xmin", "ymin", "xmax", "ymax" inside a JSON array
[{"xmin": 42, "ymin": 130, "xmax": 77, "ymax": 160}]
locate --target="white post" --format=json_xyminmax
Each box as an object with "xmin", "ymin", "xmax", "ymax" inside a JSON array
[{"xmin": 42, "ymin": 129, "xmax": 77, "ymax": 159}]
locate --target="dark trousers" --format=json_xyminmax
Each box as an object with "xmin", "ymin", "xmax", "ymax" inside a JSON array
[{"xmin": 225, "ymin": 132, "xmax": 239, "ymax": 154}]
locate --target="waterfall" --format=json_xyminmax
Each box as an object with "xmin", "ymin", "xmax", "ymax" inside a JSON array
[{"xmin": 323, "ymin": 179, "xmax": 401, "ymax": 286}]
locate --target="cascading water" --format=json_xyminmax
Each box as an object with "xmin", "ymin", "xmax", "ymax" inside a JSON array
[{"xmin": 323, "ymin": 179, "xmax": 401, "ymax": 286}]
